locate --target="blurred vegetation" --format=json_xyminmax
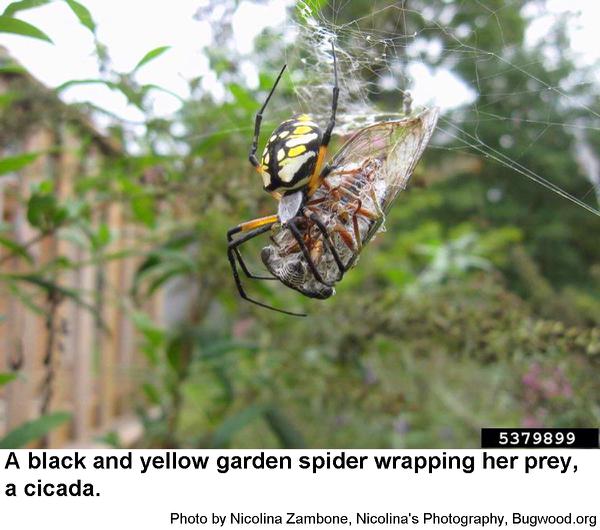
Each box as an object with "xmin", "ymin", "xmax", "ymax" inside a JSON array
[{"xmin": 1, "ymin": 0, "xmax": 599, "ymax": 448}]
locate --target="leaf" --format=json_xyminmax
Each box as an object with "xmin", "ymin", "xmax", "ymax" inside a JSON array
[
  {"xmin": 134, "ymin": 258, "xmax": 195, "ymax": 298},
  {"xmin": 0, "ymin": 235, "xmax": 34, "ymax": 264},
  {"xmin": 134, "ymin": 45, "xmax": 171, "ymax": 71},
  {"xmin": 131, "ymin": 311, "xmax": 165, "ymax": 350},
  {"xmin": 3, "ymin": 0, "xmax": 51, "ymax": 17},
  {"xmin": 0, "ymin": 373, "xmax": 17, "ymax": 386},
  {"xmin": 263, "ymin": 407, "xmax": 306, "ymax": 448},
  {"xmin": 141, "ymin": 84, "xmax": 184, "ymax": 103},
  {"xmin": 198, "ymin": 338, "xmax": 258, "ymax": 360},
  {"xmin": 133, "ymin": 233, "xmax": 197, "ymax": 297},
  {"xmin": 211, "ymin": 405, "xmax": 265, "ymax": 448},
  {"xmin": 131, "ymin": 195, "xmax": 156, "ymax": 227},
  {"xmin": 296, "ymin": 0, "xmax": 328, "ymax": 21},
  {"xmin": 166, "ymin": 335, "xmax": 186, "ymax": 375},
  {"xmin": 0, "ymin": 412, "xmax": 70, "ymax": 449},
  {"xmin": 0, "ymin": 152, "xmax": 39, "ymax": 175},
  {"xmin": 36, "ymin": 178, "xmax": 54, "ymax": 194},
  {"xmin": 6, "ymin": 273, "xmax": 103, "ymax": 324},
  {"xmin": 64, "ymin": 0, "xmax": 95, "ymax": 33},
  {"xmin": 89, "ymin": 222, "xmax": 111, "ymax": 250},
  {"xmin": 55, "ymin": 78, "xmax": 118, "ymax": 93},
  {"xmin": 143, "ymin": 263, "xmax": 189, "ymax": 297},
  {"xmin": 142, "ymin": 383, "xmax": 161, "ymax": 405},
  {"xmin": 95, "ymin": 431, "xmax": 121, "ymax": 448},
  {"xmin": 6, "ymin": 281, "xmax": 46, "ymax": 315},
  {"xmin": 229, "ymin": 83, "xmax": 256, "ymax": 111},
  {"xmin": 0, "ymin": 15, "xmax": 53, "ymax": 42},
  {"xmin": 0, "ymin": 63, "xmax": 25, "ymax": 74},
  {"xmin": 27, "ymin": 192, "xmax": 66, "ymax": 230},
  {"xmin": 0, "ymin": 91, "xmax": 19, "ymax": 107}
]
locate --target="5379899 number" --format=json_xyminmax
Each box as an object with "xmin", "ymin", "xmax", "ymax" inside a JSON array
[
  {"xmin": 481, "ymin": 428, "xmax": 599, "ymax": 449},
  {"xmin": 499, "ymin": 431, "xmax": 574, "ymax": 446}
]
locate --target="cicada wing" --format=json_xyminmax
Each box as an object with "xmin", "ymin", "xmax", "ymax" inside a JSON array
[
  {"xmin": 381, "ymin": 106, "xmax": 439, "ymax": 212},
  {"xmin": 328, "ymin": 106, "xmax": 439, "ymax": 213}
]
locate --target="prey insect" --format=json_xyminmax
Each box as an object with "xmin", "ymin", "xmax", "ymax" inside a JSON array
[{"xmin": 226, "ymin": 42, "xmax": 438, "ymax": 316}]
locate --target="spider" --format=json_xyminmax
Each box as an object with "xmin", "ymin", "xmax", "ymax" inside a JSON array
[{"xmin": 227, "ymin": 42, "xmax": 347, "ymax": 317}]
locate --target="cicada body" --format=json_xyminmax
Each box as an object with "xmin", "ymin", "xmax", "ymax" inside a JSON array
[{"xmin": 261, "ymin": 107, "xmax": 440, "ymax": 299}]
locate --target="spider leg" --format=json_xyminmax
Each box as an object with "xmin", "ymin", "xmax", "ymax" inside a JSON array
[
  {"xmin": 227, "ymin": 222, "xmax": 277, "ymax": 280},
  {"xmin": 307, "ymin": 213, "xmax": 351, "ymax": 281},
  {"xmin": 322, "ymin": 41, "xmax": 339, "ymax": 148},
  {"xmin": 227, "ymin": 218, "xmax": 306, "ymax": 317},
  {"xmin": 287, "ymin": 218, "xmax": 335, "ymax": 288},
  {"xmin": 248, "ymin": 64, "xmax": 287, "ymax": 170},
  {"xmin": 307, "ymin": 41, "xmax": 338, "ymax": 196}
]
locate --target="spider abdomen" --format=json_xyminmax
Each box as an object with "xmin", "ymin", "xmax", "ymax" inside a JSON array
[{"xmin": 261, "ymin": 114, "xmax": 322, "ymax": 192}]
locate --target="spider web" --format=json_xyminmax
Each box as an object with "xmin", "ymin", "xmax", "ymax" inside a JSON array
[{"xmin": 275, "ymin": 0, "xmax": 600, "ymax": 218}]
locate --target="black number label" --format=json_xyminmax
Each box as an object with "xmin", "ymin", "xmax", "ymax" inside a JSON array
[{"xmin": 481, "ymin": 428, "xmax": 599, "ymax": 449}]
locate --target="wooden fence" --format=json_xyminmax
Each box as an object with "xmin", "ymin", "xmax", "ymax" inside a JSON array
[{"xmin": 0, "ymin": 54, "xmax": 162, "ymax": 448}]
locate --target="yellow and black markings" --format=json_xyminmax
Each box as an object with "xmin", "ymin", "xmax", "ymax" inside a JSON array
[{"xmin": 260, "ymin": 114, "xmax": 323, "ymax": 193}]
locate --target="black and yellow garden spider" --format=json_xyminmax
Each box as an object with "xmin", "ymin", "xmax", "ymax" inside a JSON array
[{"xmin": 227, "ymin": 42, "xmax": 345, "ymax": 316}]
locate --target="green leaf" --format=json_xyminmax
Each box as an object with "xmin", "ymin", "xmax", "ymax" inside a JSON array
[
  {"xmin": 0, "ymin": 152, "xmax": 39, "ymax": 176},
  {"xmin": 0, "ymin": 373, "xmax": 17, "ymax": 387},
  {"xmin": 263, "ymin": 407, "xmax": 306, "ymax": 448},
  {"xmin": 0, "ymin": 63, "xmax": 26, "ymax": 74},
  {"xmin": 0, "ymin": 91, "xmax": 19, "ymax": 107},
  {"xmin": 27, "ymin": 192, "xmax": 66, "ymax": 230},
  {"xmin": 211, "ymin": 405, "xmax": 265, "ymax": 448},
  {"xmin": 89, "ymin": 222, "xmax": 111, "ymax": 250},
  {"xmin": 95, "ymin": 431, "xmax": 121, "ymax": 448},
  {"xmin": 6, "ymin": 281, "xmax": 46, "ymax": 315},
  {"xmin": 142, "ymin": 383, "xmax": 161, "ymax": 405},
  {"xmin": 97, "ymin": 222, "xmax": 111, "ymax": 246},
  {"xmin": 198, "ymin": 338, "xmax": 258, "ymax": 360},
  {"xmin": 131, "ymin": 311, "xmax": 165, "ymax": 350},
  {"xmin": 141, "ymin": 84, "xmax": 184, "ymax": 104},
  {"xmin": 228, "ymin": 83, "xmax": 256, "ymax": 111},
  {"xmin": 6, "ymin": 273, "xmax": 103, "ymax": 323},
  {"xmin": 0, "ymin": 412, "xmax": 70, "ymax": 449},
  {"xmin": 35, "ymin": 178, "xmax": 54, "ymax": 194},
  {"xmin": 55, "ymin": 78, "xmax": 117, "ymax": 93},
  {"xmin": 134, "ymin": 45, "xmax": 171, "ymax": 71},
  {"xmin": 64, "ymin": 0, "xmax": 95, "ymax": 33},
  {"xmin": 3, "ymin": 0, "xmax": 51, "ymax": 17},
  {"xmin": 0, "ymin": 15, "xmax": 53, "ymax": 43},
  {"xmin": 0, "ymin": 235, "xmax": 34, "ymax": 264},
  {"xmin": 131, "ymin": 195, "xmax": 156, "ymax": 227},
  {"xmin": 296, "ymin": 0, "xmax": 327, "ymax": 21},
  {"xmin": 166, "ymin": 335, "xmax": 186, "ymax": 375},
  {"xmin": 133, "ymin": 233, "xmax": 196, "ymax": 297}
]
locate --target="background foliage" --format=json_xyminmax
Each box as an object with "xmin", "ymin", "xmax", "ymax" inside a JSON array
[{"xmin": 1, "ymin": 0, "xmax": 599, "ymax": 448}]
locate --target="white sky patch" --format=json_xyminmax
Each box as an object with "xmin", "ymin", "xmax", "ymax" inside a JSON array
[
  {"xmin": 524, "ymin": 0, "xmax": 600, "ymax": 70},
  {"xmin": 0, "ymin": 0, "xmax": 211, "ymax": 120},
  {"xmin": 231, "ymin": 0, "xmax": 289, "ymax": 55},
  {"xmin": 408, "ymin": 62, "xmax": 476, "ymax": 110}
]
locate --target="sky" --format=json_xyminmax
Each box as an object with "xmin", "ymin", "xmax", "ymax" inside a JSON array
[
  {"xmin": 0, "ymin": 0, "xmax": 289, "ymax": 125},
  {"xmin": 0, "ymin": 0, "xmax": 598, "ymax": 127}
]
